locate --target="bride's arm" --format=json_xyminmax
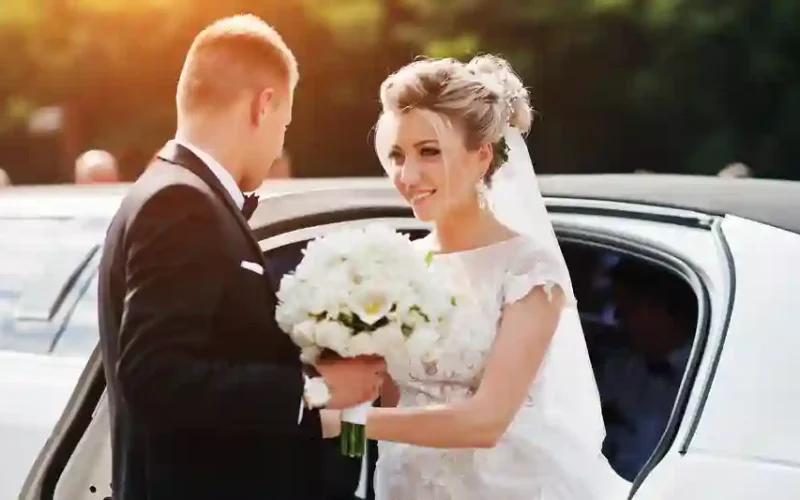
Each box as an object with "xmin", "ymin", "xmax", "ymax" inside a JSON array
[{"xmin": 365, "ymin": 285, "xmax": 564, "ymax": 448}]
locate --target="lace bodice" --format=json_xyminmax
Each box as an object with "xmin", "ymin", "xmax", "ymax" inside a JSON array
[
  {"xmin": 375, "ymin": 235, "xmax": 630, "ymax": 500},
  {"xmin": 386, "ymin": 235, "xmax": 563, "ymax": 408}
]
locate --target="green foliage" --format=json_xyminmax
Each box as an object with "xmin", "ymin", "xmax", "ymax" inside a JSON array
[{"xmin": 0, "ymin": 0, "xmax": 798, "ymax": 183}]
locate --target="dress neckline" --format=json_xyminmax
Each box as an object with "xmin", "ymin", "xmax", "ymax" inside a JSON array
[{"xmin": 420, "ymin": 233, "xmax": 524, "ymax": 257}]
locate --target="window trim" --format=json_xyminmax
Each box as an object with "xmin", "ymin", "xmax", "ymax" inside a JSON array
[
  {"xmin": 676, "ymin": 219, "xmax": 735, "ymax": 455},
  {"xmin": 49, "ymin": 259, "xmax": 101, "ymax": 356},
  {"xmin": 552, "ymin": 225, "xmax": 712, "ymax": 499},
  {"xmin": 14, "ymin": 245, "xmax": 99, "ymax": 323}
]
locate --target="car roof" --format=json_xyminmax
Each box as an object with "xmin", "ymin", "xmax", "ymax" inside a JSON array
[
  {"xmin": 536, "ymin": 174, "xmax": 800, "ymax": 234},
  {"xmin": 0, "ymin": 183, "xmax": 130, "ymax": 219},
  {"xmin": 255, "ymin": 174, "xmax": 800, "ymax": 233},
  {"xmin": 1, "ymin": 174, "xmax": 798, "ymax": 233}
]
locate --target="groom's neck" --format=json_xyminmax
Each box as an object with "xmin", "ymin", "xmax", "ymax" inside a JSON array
[{"xmin": 176, "ymin": 121, "xmax": 245, "ymax": 185}]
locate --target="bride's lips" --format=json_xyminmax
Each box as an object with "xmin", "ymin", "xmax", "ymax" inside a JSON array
[{"xmin": 409, "ymin": 189, "xmax": 436, "ymax": 203}]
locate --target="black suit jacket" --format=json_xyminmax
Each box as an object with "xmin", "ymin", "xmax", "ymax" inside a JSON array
[{"xmin": 97, "ymin": 142, "xmax": 324, "ymax": 500}]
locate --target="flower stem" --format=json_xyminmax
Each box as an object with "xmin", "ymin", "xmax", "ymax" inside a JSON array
[{"xmin": 340, "ymin": 422, "xmax": 366, "ymax": 457}]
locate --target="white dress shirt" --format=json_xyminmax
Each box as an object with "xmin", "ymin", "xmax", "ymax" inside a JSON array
[
  {"xmin": 172, "ymin": 138, "xmax": 306, "ymax": 426},
  {"xmin": 171, "ymin": 139, "xmax": 245, "ymax": 209}
]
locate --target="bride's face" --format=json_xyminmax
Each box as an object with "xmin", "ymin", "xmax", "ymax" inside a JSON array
[{"xmin": 381, "ymin": 109, "xmax": 488, "ymax": 222}]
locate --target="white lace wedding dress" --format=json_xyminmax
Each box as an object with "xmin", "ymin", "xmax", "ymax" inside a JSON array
[{"xmin": 374, "ymin": 235, "xmax": 631, "ymax": 500}]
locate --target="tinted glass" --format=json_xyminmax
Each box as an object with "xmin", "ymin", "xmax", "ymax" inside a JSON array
[
  {"xmin": 51, "ymin": 272, "xmax": 99, "ymax": 358},
  {"xmin": 0, "ymin": 219, "xmax": 68, "ymax": 346},
  {"xmin": 0, "ymin": 217, "xmax": 106, "ymax": 354}
]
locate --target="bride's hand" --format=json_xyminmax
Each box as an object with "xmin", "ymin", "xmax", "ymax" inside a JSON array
[{"xmin": 320, "ymin": 409, "xmax": 342, "ymax": 438}]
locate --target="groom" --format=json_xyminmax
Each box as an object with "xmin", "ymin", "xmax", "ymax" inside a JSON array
[{"xmin": 97, "ymin": 15, "xmax": 385, "ymax": 500}]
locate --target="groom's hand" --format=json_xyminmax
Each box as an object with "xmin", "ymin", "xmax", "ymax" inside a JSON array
[{"xmin": 315, "ymin": 356, "xmax": 386, "ymax": 410}]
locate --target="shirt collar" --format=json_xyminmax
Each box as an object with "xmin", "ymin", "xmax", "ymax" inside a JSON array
[{"xmin": 172, "ymin": 138, "xmax": 245, "ymax": 209}]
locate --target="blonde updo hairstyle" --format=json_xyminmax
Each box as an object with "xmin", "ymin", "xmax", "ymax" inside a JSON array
[{"xmin": 376, "ymin": 54, "xmax": 533, "ymax": 185}]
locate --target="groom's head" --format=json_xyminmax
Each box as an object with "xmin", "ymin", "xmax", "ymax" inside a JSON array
[{"xmin": 176, "ymin": 15, "xmax": 297, "ymax": 191}]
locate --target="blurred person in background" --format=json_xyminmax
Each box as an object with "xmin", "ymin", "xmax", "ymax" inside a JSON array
[
  {"xmin": 717, "ymin": 162, "xmax": 751, "ymax": 178},
  {"xmin": 75, "ymin": 149, "xmax": 121, "ymax": 184},
  {"xmin": 0, "ymin": 168, "xmax": 11, "ymax": 187},
  {"xmin": 598, "ymin": 258, "xmax": 696, "ymax": 481}
]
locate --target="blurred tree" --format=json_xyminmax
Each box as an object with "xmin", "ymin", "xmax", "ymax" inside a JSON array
[
  {"xmin": 0, "ymin": 0, "xmax": 797, "ymax": 183},
  {"xmin": 386, "ymin": 0, "xmax": 800, "ymax": 178}
]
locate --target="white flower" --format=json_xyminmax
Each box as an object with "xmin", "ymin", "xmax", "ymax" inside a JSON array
[
  {"xmin": 315, "ymin": 320, "xmax": 353, "ymax": 356},
  {"xmin": 290, "ymin": 320, "xmax": 317, "ymax": 347},
  {"xmin": 300, "ymin": 346, "xmax": 322, "ymax": 364},
  {"xmin": 347, "ymin": 286, "xmax": 393, "ymax": 326},
  {"xmin": 348, "ymin": 332, "xmax": 380, "ymax": 356},
  {"xmin": 275, "ymin": 222, "xmax": 456, "ymax": 366},
  {"xmin": 371, "ymin": 323, "xmax": 406, "ymax": 353}
]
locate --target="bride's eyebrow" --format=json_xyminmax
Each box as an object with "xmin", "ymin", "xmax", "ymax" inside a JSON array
[{"xmin": 414, "ymin": 140, "xmax": 438, "ymax": 147}]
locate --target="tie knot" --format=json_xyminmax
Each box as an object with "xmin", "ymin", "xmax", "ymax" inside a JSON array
[{"xmin": 241, "ymin": 193, "xmax": 259, "ymax": 220}]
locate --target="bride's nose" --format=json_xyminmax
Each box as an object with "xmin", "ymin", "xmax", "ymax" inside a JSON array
[{"xmin": 399, "ymin": 160, "xmax": 422, "ymax": 186}]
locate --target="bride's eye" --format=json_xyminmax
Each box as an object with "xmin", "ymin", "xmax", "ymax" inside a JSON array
[
  {"xmin": 388, "ymin": 150, "xmax": 404, "ymax": 164},
  {"xmin": 420, "ymin": 147, "xmax": 441, "ymax": 157}
]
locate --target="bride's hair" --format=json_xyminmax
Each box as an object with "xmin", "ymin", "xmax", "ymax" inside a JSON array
[{"xmin": 376, "ymin": 54, "xmax": 533, "ymax": 183}]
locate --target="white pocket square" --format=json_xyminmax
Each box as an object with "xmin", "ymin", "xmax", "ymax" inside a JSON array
[{"xmin": 240, "ymin": 260, "xmax": 264, "ymax": 275}]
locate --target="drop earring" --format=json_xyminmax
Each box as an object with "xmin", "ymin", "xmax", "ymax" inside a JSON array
[{"xmin": 476, "ymin": 180, "xmax": 489, "ymax": 210}]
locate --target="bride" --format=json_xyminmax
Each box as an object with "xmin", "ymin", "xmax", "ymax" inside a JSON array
[{"xmin": 357, "ymin": 55, "xmax": 630, "ymax": 499}]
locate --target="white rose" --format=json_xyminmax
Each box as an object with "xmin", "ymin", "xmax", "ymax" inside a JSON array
[
  {"xmin": 371, "ymin": 322, "xmax": 406, "ymax": 354},
  {"xmin": 315, "ymin": 320, "xmax": 352, "ymax": 356},
  {"xmin": 290, "ymin": 320, "xmax": 317, "ymax": 347},
  {"xmin": 276, "ymin": 299, "xmax": 308, "ymax": 331},
  {"xmin": 300, "ymin": 346, "xmax": 322, "ymax": 364},
  {"xmin": 348, "ymin": 332, "xmax": 380, "ymax": 356},
  {"xmin": 347, "ymin": 286, "xmax": 393, "ymax": 326}
]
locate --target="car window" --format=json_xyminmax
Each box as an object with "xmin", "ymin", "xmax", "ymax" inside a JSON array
[
  {"xmin": 0, "ymin": 218, "xmax": 101, "ymax": 354},
  {"xmin": 50, "ymin": 272, "xmax": 99, "ymax": 358}
]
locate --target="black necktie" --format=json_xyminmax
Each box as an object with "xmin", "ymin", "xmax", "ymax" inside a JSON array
[{"xmin": 241, "ymin": 193, "xmax": 259, "ymax": 220}]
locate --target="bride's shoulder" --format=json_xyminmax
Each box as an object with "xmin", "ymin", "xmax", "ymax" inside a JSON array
[{"xmin": 500, "ymin": 236, "xmax": 568, "ymax": 304}]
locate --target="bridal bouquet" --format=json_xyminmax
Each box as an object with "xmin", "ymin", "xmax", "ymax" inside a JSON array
[{"xmin": 275, "ymin": 224, "xmax": 456, "ymax": 457}]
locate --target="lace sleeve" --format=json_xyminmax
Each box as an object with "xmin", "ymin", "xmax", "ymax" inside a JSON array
[{"xmin": 502, "ymin": 239, "xmax": 575, "ymax": 306}]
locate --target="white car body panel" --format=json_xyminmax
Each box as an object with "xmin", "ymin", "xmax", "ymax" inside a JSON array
[
  {"xmin": 0, "ymin": 352, "xmax": 85, "ymax": 500},
  {"xmin": 651, "ymin": 216, "xmax": 800, "ymax": 500}
]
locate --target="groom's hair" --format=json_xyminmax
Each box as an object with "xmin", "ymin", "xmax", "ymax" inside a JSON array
[{"xmin": 176, "ymin": 14, "xmax": 298, "ymax": 114}]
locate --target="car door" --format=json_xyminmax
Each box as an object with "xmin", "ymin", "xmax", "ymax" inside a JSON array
[
  {"xmin": 632, "ymin": 216, "xmax": 800, "ymax": 500},
  {"xmin": 0, "ymin": 216, "xmax": 102, "ymax": 500},
  {"xmin": 255, "ymin": 192, "xmax": 732, "ymax": 500},
  {"xmin": 255, "ymin": 201, "xmax": 727, "ymax": 500},
  {"xmin": 17, "ymin": 188, "xmax": 728, "ymax": 500}
]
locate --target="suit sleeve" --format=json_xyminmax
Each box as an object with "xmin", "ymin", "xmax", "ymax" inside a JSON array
[{"xmin": 116, "ymin": 184, "xmax": 320, "ymax": 437}]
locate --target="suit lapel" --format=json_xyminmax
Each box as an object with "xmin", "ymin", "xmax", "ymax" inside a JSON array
[{"xmin": 156, "ymin": 142, "xmax": 268, "ymax": 270}]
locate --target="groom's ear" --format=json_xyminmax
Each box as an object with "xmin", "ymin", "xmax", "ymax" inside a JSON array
[{"xmin": 250, "ymin": 87, "xmax": 275, "ymax": 126}]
